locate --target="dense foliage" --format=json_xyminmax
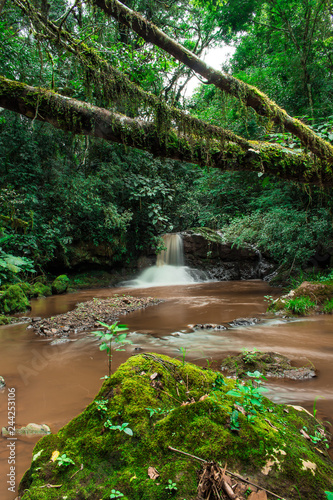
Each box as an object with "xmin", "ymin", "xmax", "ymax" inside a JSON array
[{"xmin": 1, "ymin": 0, "xmax": 333, "ymax": 279}]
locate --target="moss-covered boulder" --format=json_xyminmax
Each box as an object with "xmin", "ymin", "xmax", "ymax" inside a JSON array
[
  {"xmin": 19, "ymin": 354, "xmax": 333, "ymax": 500},
  {"xmin": 0, "ymin": 314, "xmax": 13, "ymax": 325},
  {"xmin": 51, "ymin": 275, "xmax": 70, "ymax": 295},
  {"xmin": 221, "ymin": 350, "xmax": 316, "ymax": 379},
  {"xmin": 0, "ymin": 284, "xmax": 31, "ymax": 314},
  {"xmin": 271, "ymin": 280, "xmax": 333, "ymax": 315}
]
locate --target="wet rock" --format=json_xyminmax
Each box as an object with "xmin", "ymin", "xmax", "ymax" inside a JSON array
[
  {"xmin": 229, "ymin": 317, "xmax": 260, "ymax": 327},
  {"xmin": 221, "ymin": 350, "xmax": 317, "ymax": 380},
  {"xmin": 193, "ymin": 323, "xmax": 227, "ymax": 330},
  {"xmin": 0, "ymin": 376, "xmax": 5, "ymax": 388},
  {"xmin": 50, "ymin": 338, "xmax": 72, "ymax": 346},
  {"xmin": 2, "ymin": 423, "xmax": 51, "ymax": 436},
  {"xmin": 32, "ymin": 317, "xmax": 42, "ymax": 322}
]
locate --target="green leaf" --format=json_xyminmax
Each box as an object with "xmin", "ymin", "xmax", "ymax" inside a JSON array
[
  {"xmin": 123, "ymin": 427, "xmax": 133, "ymax": 436},
  {"xmin": 100, "ymin": 343, "xmax": 108, "ymax": 351}
]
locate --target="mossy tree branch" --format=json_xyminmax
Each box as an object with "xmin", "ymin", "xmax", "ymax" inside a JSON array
[
  {"xmin": 13, "ymin": 0, "xmax": 252, "ymax": 152},
  {"xmin": 0, "ymin": 75, "xmax": 331, "ymax": 186},
  {"xmin": 90, "ymin": 0, "xmax": 333, "ymax": 163}
]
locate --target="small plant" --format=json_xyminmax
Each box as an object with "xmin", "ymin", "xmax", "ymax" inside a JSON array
[
  {"xmin": 146, "ymin": 407, "xmax": 172, "ymax": 417},
  {"xmin": 212, "ymin": 373, "xmax": 226, "ymax": 391},
  {"xmin": 229, "ymin": 409, "xmax": 240, "ymax": 431},
  {"xmin": 104, "ymin": 419, "xmax": 133, "ymax": 436},
  {"xmin": 264, "ymin": 295, "xmax": 274, "ymax": 307},
  {"xmin": 93, "ymin": 321, "xmax": 132, "ymax": 376},
  {"xmin": 285, "ymin": 296, "xmax": 316, "ymax": 315},
  {"xmin": 227, "ymin": 371, "xmax": 268, "ymax": 422},
  {"xmin": 56, "ymin": 453, "xmax": 75, "ymax": 467},
  {"xmin": 323, "ymin": 298, "xmax": 333, "ymax": 313},
  {"xmin": 179, "ymin": 346, "xmax": 187, "ymax": 366},
  {"xmin": 242, "ymin": 348, "xmax": 259, "ymax": 363},
  {"xmin": 165, "ymin": 479, "xmax": 177, "ymax": 492},
  {"xmin": 95, "ymin": 399, "xmax": 108, "ymax": 416},
  {"xmin": 109, "ymin": 489, "xmax": 124, "ymax": 499}
]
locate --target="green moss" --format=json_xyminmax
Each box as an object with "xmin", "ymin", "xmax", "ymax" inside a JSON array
[
  {"xmin": 20, "ymin": 354, "xmax": 333, "ymax": 500},
  {"xmin": 0, "ymin": 284, "xmax": 31, "ymax": 314},
  {"xmin": 0, "ymin": 314, "xmax": 13, "ymax": 325},
  {"xmin": 51, "ymin": 275, "xmax": 70, "ymax": 295}
]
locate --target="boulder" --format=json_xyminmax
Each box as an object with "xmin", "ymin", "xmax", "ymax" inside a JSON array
[
  {"xmin": 0, "ymin": 284, "xmax": 31, "ymax": 314},
  {"xmin": 19, "ymin": 354, "xmax": 333, "ymax": 500},
  {"xmin": 51, "ymin": 275, "xmax": 70, "ymax": 294}
]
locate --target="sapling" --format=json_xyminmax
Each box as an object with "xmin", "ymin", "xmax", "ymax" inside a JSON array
[{"xmin": 93, "ymin": 321, "xmax": 132, "ymax": 377}]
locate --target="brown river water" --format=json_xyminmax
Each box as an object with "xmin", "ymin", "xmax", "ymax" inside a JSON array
[{"xmin": 1, "ymin": 280, "xmax": 333, "ymax": 499}]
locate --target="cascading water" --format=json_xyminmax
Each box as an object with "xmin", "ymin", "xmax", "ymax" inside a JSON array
[{"xmin": 126, "ymin": 233, "xmax": 208, "ymax": 287}]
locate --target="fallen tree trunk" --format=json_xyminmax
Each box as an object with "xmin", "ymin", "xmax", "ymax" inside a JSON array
[
  {"xmin": 90, "ymin": 0, "xmax": 333, "ymax": 163},
  {"xmin": 0, "ymin": 75, "xmax": 330, "ymax": 185}
]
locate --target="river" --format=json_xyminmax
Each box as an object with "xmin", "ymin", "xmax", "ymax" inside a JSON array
[{"xmin": 1, "ymin": 280, "xmax": 333, "ymax": 499}]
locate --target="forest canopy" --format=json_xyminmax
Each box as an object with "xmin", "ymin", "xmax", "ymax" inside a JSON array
[{"xmin": 1, "ymin": 0, "xmax": 333, "ymax": 275}]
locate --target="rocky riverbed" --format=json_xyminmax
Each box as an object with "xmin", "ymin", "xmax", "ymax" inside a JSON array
[{"xmin": 29, "ymin": 295, "xmax": 161, "ymax": 337}]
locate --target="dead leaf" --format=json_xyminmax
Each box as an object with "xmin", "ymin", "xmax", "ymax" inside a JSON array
[
  {"xmin": 300, "ymin": 428, "xmax": 311, "ymax": 440},
  {"xmin": 150, "ymin": 372, "xmax": 158, "ymax": 380},
  {"xmin": 264, "ymin": 418, "xmax": 278, "ymax": 431},
  {"xmin": 148, "ymin": 466, "xmax": 159, "ymax": 480},
  {"xmin": 234, "ymin": 404, "xmax": 246, "ymax": 415},
  {"xmin": 248, "ymin": 491, "xmax": 267, "ymax": 500},
  {"xmin": 199, "ymin": 394, "xmax": 209, "ymax": 402},
  {"xmin": 50, "ymin": 450, "xmax": 60, "ymax": 462}
]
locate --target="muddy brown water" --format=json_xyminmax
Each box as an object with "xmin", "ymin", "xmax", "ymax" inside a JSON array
[{"xmin": 1, "ymin": 280, "xmax": 333, "ymax": 499}]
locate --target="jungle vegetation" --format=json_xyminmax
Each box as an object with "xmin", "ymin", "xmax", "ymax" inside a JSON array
[{"xmin": 1, "ymin": 0, "xmax": 333, "ymax": 281}]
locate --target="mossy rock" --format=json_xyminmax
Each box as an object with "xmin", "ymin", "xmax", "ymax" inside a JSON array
[
  {"xmin": 51, "ymin": 275, "xmax": 70, "ymax": 295},
  {"xmin": 221, "ymin": 350, "xmax": 316, "ymax": 380},
  {"xmin": 270, "ymin": 281, "xmax": 333, "ymax": 315},
  {"xmin": 19, "ymin": 354, "xmax": 333, "ymax": 500},
  {"xmin": 0, "ymin": 284, "xmax": 31, "ymax": 314},
  {"xmin": 31, "ymin": 282, "xmax": 52, "ymax": 297}
]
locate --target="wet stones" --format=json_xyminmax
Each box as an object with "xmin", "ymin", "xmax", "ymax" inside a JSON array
[
  {"xmin": 0, "ymin": 376, "xmax": 5, "ymax": 389},
  {"xmin": 31, "ymin": 296, "xmax": 162, "ymax": 338},
  {"xmin": 228, "ymin": 317, "xmax": 260, "ymax": 327}
]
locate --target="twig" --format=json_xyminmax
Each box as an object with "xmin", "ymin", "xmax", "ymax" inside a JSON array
[
  {"xmin": 39, "ymin": 484, "xmax": 62, "ymax": 488},
  {"xmin": 70, "ymin": 463, "xmax": 83, "ymax": 479},
  {"xmin": 168, "ymin": 446, "xmax": 288, "ymax": 500}
]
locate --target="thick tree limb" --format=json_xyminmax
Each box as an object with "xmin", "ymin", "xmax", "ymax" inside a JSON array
[
  {"xmin": 0, "ymin": 75, "xmax": 331, "ymax": 186},
  {"xmin": 90, "ymin": 0, "xmax": 333, "ymax": 163}
]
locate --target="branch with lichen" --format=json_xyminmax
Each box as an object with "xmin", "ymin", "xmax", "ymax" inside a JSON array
[
  {"xmin": 0, "ymin": 75, "xmax": 331, "ymax": 186},
  {"xmin": 89, "ymin": 0, "xmax": 333, "ymax": 163}
]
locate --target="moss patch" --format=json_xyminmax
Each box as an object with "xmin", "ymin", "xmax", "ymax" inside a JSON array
[{"xmin": 19, "ymin": 354, "xmax": 333, "ymax": 500}]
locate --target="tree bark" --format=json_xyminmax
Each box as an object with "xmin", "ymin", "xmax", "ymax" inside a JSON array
[
  {"xmin": 0, "ymin": 75, "xmax": 331, "ymax": 186},
  {"xmin": 90, "ymin": 0, "xmax": 333, "ymax": 163}
]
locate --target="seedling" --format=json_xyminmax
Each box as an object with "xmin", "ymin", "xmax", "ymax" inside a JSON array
[
  {"xmin": 95, "ymin": 399, "xmax": 108, "ymax": 416},
  {"xmin": 93, "ymin": 321, "xmax": 132, "ymax": 376},
  {"xmin": 104, "ymin": 420, "xmax": 133, "ymax": 436},
  {"xmin": 165, "ymin": 479, "xmax": 177, "ymax": 492},
  {"xmin": 56, "ymin": 453, "xmax": 75, "ymax": 467},
  {"xmin": 110, "ymin": 490, "xmax": 124, "ymax": 499}
]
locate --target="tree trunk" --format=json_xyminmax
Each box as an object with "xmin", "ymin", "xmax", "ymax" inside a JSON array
[
  {"xmin": 91, "ymin": 0, "xmax": 333, "ymax": 163},
  {"xmin": 0, "ymin": 75, "xmax": 330, "ymax": 186}
]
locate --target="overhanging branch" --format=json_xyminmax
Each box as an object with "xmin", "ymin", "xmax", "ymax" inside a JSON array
[
  {"xmin": 90, "ymin": 0, "xmax": 333, "ymax": 163},
  {"xmin": 0, "ymin": 75, "xmax": 331, "ymax": 186}
]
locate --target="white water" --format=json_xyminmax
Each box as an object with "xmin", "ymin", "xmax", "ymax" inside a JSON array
[{"xmin": 126, "ymin": 233, "xmax": 208, "ymax": 287}]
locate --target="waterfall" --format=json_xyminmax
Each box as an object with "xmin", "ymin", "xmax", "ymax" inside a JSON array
[
  {"xmin": 125, "ymin": 233, "xmax": 208, "ymax": 287},
  {"xmin": 157, "ymin": 234, "xmax": 184, "ymax": 267}
]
